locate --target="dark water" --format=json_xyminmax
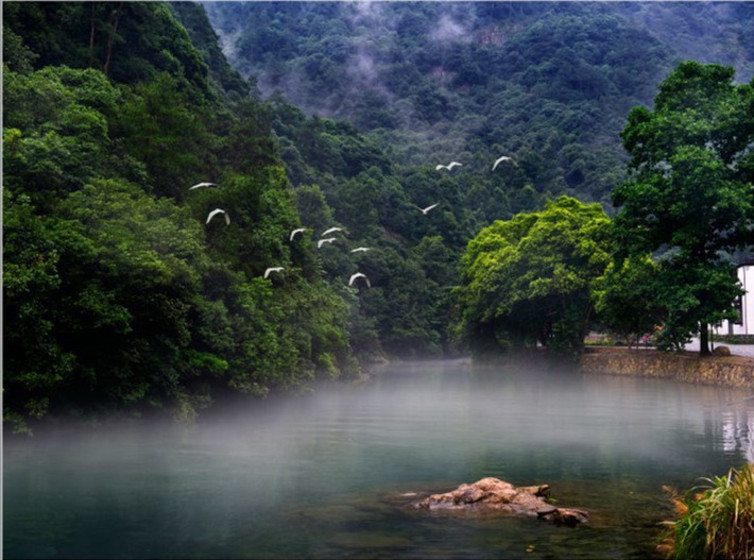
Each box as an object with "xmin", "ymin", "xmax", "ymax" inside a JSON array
[{"xmin": 5, "ymin": 359, "xmax": 754, "ymax": 559}]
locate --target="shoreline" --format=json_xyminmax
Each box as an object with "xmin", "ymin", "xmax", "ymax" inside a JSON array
[{"xmin": 581, "ymin": 346, "xmax": 754, "ymax": 389}]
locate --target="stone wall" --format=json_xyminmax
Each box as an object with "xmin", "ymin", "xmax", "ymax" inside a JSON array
[{"xmin": 581, "ymin": 348, "xmax": 754, "ymax": 389}]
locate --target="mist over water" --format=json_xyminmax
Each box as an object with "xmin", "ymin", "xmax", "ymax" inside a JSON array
[{"xmin": 5, "ymin": 359, "xmax": 754, "ymax": 559}]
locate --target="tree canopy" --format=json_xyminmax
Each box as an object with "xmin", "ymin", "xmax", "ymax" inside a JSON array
[
  {"xmin": 2, "ymin": 3, "xmax": 359, "ymax": 433},
  {"xmin": 611, "ymin": 61, "xmax": 754, "ymax": 353},
  {"xmin": 455, "ymin": 196, "xmax": 613, "ymax": 358}
]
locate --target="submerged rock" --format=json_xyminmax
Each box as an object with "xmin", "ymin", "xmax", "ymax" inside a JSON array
[{"xmin": 414, "ymin": 477, "xmax": 588, "ymax": 526}]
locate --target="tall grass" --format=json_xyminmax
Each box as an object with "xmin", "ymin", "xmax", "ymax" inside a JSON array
[{"xmin": 660, "ymin": 463, "xmax": 754, "ymax": 559}]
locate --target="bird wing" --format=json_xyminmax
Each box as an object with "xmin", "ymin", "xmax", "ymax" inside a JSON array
[
  {"xmin": 190, "ymin": 182, "xmax": 217, "ymax": 190},
  {"xmin": 317, "ymin": 238, "xmax": 336, "ymax": 248},
  {"xmin": 290, "ymin": 228, "xmax": 305, "ymax": 241},
  {"xmin": 321, "ymin": 227, "xmax": 342, "ymax": 237},
  {"xmin": 422, "ymin": 203, "xmax": 440, "ymax": 214},
  {"xmin": 350, "ymin": 247, "xmax": 370, "ymax": 253},
  {"xmin": 206, "ymin": 208, "xmax": 225, "ymax": 223},
  {"xmin": 492, "ymin": 156, "xmax": 512, "ymax": 171},
  {"xmin": 448, "ymin": 161, "xmax": 462, "ymax": 169},
  {"xmin": 349, "ymin": 273, "xmax": 370, "ymax": 287},
  {"xmin": 435, "ymin": 164, "xmax": 446, "ymax": 170}
]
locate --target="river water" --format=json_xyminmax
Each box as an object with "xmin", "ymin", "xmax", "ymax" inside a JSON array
[{"xmin": 5, "ymin": 359, "xmax": 754, "ymax": 559}]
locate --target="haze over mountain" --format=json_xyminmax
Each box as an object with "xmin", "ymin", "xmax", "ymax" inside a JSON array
[{"xmin": 203, "ymin": 1, "xmax": 754, "ymax": 207}]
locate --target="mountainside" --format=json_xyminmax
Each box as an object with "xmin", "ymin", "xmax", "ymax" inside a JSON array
[
  {"xmin": 5, "ymin": 1, "xmax": 752, "ymax": 431},
  {"xmin": 3, "ymin": 1, "xmax": 363, "ymax": 431},
  {"xmin": 203, "ymin": 1, "xmax": 754, "ymax": 207},
  {"xmin": 4, "ymin": 0, "xmax": 487, "ymax": 430}
]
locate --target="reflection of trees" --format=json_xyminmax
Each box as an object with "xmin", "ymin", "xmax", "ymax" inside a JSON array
[{"xmin": 721, "ymin": 409, "xmax": 754, "ymax": 463}]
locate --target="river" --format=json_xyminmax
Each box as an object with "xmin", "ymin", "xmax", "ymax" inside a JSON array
[{"xmin": 4, "ymin": 359, "xmax": 754, "ymax": 559}]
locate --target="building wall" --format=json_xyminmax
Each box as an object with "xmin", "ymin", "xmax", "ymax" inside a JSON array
[{"xmin": 715, "ymin": 265, "xmax": 753, "ymax": 336}]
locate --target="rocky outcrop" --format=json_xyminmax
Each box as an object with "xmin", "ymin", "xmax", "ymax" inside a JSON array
[{"xmin": 414, "ymin": 477, "xmax": 588, "ymax": 526}]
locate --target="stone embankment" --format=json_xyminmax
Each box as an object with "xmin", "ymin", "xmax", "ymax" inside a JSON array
[{"xmin": 581, "ymin": 347, "xmax": 754, "ymax": 388}]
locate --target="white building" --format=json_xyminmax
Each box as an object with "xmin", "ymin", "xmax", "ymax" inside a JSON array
[{"xmin": 714, "ymin": 265, "xmax": 754, "ymax": 336}]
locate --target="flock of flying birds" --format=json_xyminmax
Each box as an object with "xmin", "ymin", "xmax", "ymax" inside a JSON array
[{"xmin": 189, "ymin": 154, "xmax": 516, "ymax": 290}]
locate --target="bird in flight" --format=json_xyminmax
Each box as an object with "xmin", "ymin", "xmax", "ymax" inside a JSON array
[
  {"xmin": 206, "ymin": 208, "xmax": 230, "ymax": 225},
  {"xmin": 318, "ymin": 237, "xmax": 337, "ymax": 249},
  {"xmin": 290, "ymin": 228, "xmax": 307, "ymax": 242},
  {"xmin": 492, "ymin": 156, "xmax": 516, "ymax": 171},
  {"xmin": 321, "ymin": 227, "xmax": 344, "ymax": 237},
  {"xmin": 349, "ymin": 272, "xmax": 371, "ymax": 288},
  {"xmin": 189, "ymin": 182, "xmax": 217, "ymax": 190},
  {"xmin": 436, "ymin": 161, "xmax": 462, "ymax": 171},
  {"xmin": 264, "ymin": 267, "xmax": 284, "ymax": 279},
  {"xmin": 350, "ymin": 247, "xmax": 371, "ymax": 253},
  {"xmin": 418, "ymin": 203, "xmax": 440, "ymax": 215}
]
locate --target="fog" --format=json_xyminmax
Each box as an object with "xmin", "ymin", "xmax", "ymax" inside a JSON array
[{"xmin": 6, "ymin": 359, "xmax": 753, "ymax": 558}]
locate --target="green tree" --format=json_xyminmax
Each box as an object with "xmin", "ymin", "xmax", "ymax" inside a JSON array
[
  {"xmin": 611, "ymin": 62, "xmax": 754, "ymax": 355},
  {"xmin": 455, "ymin": 196, "xmax": 613, "ymax": 358},
  {"xmin": 594, "ymin": 254, "xmax": 663, "ymax": 347}
]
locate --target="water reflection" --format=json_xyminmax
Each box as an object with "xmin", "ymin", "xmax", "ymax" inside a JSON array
[
  {"xmin": 721, "ymin": 408, "xmax": 754, "ymax": 462},
  {"xmin": 4, "ymin": 360, "xmax": 754, "ymax": 559}
]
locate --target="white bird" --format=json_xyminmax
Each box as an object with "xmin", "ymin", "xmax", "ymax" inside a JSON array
[
  {"xmin": 321, "ymin": 227, "xmax": 344, "ymax": 237},
  {"xmin": 189, "ymin": 182, "xmax": 217, "ymax": 190},
  {"xmin": 206, "ymin": 208, "xmax": 230, "ymax": 225},
  {"xmin": 436, "ymin": 161, "xmax": 462, "ymax": 171},
  {"xmin": 264, "ymin": 267, "xmax": 284, "ymax": 279},
  {"xmin": 290, "ymin": 228, "xmax": 307, "ymax": 242},
  {"xmin": 418, "ymin": 203, "xmax": 440, "ymax": 215},
  {"xmin": 317, "ymin": 237, "xmax": 337, "ymax": 249},
  {"xmin": 349, "ymin": 272, "xmax": 371, "ymax": 288},
  {"xmin": 350, "ymin": 247, "xmax": 371, "ymax": 253},
  {"xmin": 492, "ymin": 156, "xmax": 516, "ymax": 171}
]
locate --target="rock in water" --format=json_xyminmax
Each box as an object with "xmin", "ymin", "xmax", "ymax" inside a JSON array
[{"xmin": 414, "ymin": 477, "xmax": 588, "ymax": 525}]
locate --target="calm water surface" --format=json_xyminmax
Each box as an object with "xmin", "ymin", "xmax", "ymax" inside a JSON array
[{"xmin": 5, "ymin": 359, "xmax": 754, "ymax": 559}]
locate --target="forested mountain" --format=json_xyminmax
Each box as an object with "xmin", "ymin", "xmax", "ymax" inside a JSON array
[
  {"xmin": 203, "ymin": 1, "xmax": 754, "ymax": 209},
  {"xmin": 4, "ymin": 1, "xmax": 752, "ymax": 431},
  {"xmin": 3, "ymin": 2, "xmax": 358, "ymax": 432},
  {"xmin": 4, "ymin": 1, "xmax": 487, "ymax": 433}
]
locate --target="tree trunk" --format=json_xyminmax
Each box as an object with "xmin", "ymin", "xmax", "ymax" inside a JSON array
[
  {"xmin": 699, "ymin": 323, "xmax": 711, "ymax": 355},
  {"xmin": 89, "ymin": 3, "xmax": 96, "ymax": 67},
  {"xmin": 103, "ymin": 1, "xmax": 124, "ymax": 77}
]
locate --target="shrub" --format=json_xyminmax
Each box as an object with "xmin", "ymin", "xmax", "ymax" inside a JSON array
[{"xmin": 660, "ymin": 463, "xmax": 754, "ymax": 559}]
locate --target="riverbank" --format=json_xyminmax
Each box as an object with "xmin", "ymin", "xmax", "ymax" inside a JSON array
[{"xmin": 581, "ymin": 346, "xmax": 754, "ymax": 389}]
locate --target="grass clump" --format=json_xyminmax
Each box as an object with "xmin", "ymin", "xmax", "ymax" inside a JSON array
[{"xmin": 660, "ymin": 463, "xmax": 754, "ymax": 559}]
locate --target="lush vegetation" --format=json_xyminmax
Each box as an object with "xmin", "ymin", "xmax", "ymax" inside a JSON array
[
  {"xmin": 610, "ymin": 61, "xmax": 754, "ymax": 355},
  {"xmin": 3, "ymin": 2, "xmax": 363, "ymax": 433},
  {"xmin": 660, "ymin": 463, "xmax": 754, "ymax": 560},
  {"xmin": 4, "ymin": 2, "xmax": 753, "ymax": 432},
  {"xmin": 204, "ymin": 1, "xmax": 754, "ymax": 212},
  {"xmin": 454, "ymin": 196, "xmax": 612, "ymax": 358},
  {"xmin": 455, "ymin": 62, "xmax": 753, "ymax": 358},
  {"xmin": 3, "ymin": 1, "xmax": 485, "ymax": 432}
]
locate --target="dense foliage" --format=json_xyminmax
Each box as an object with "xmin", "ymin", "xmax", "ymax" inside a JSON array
[
  {"xmin": 4, "ymin": 1, "xmax": 753, "ymax": 432},
  {"xmin": 2, "ymin": 2, "xmax": 360, "ymax": 433},
  {"xmin": 611, "ymin": 62, "xmax": 754, "ymax": 354},
  {"xmin": 204, "ymin": 1, "xmax": 754, "ymax": 212},
  {"xmin": 455, "ymin": 196, "xmax": 612, "ymax": 358}
]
